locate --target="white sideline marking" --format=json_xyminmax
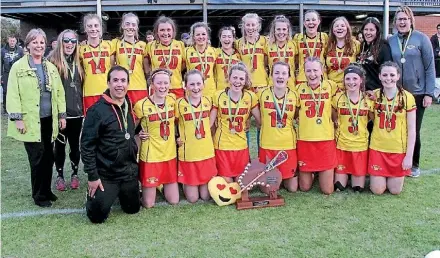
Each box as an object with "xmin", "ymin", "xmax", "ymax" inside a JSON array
[{"xmin": 1, "ymin": 168, "xmax": 439, "ymax": 220}]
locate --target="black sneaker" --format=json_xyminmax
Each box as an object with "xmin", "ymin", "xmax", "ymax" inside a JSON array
[{"xmin": 35, "ymin": 200, "xmax": 52, "ymax": 208}]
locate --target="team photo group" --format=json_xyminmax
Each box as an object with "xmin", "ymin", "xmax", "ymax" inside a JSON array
[{"xmin": 4, "ymin": 5, "xmax": 437, "ymax": 223}]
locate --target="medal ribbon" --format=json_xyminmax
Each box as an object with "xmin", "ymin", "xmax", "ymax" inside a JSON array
[
  {"xmin": 62, "ymin": 57, "xmax": 76, "ymax": 81},
  {"xmin": 122, "ymin": 39, "xmax": 136, "ymax": 72},
  {"xmin": 276, "ymin": 43, "xmax": 288, "ymax": 62},
  {"xmin": 270, "ymin": 88, "xmax": 288, "ymax": 122},
  {"xmin": 397, "ymin": 29, "xmax": 413, "ymax": 60},
  {"xmin": 159, "ymin": 41, "xmax": 174, "ymax": 68},
  {"xmin": 221, "ymin": 49, "xmax": 234, "ymax": 77},
  {"xmin": 118, "ymin": 99, "xmax": 129, "ymax": 132},
  {"xmin": 195, "ymin": 46, "xmax": 208, "ymax": 75},
  {"xmin": 307, "ymin": 82, "xmax": 322, "ymax": 117},
  {"xmin": 346, "ymin": 92, "xmax": 362, "ymax": 128},
  {"xmin": 88, "ymin": 41, "xmax": 102, "ymax": 71},
  {"xmin": 304, "ymin": 34, "xmax": 318, "ymax": 57},
  {"xmin": 246, "ymin": 39, "xmax": 257, "ymax": 71},
  {"xmin": 336, "ymin": 47, "xmax": 344, "ymax": 71},
  {"xmin": 188, "ymin": 98, "xmax": 204, "ymax": 133},
  {"xmin": 227, "ymin": 91, "xmax": 241, "ymax": 125},
  {"xmin": 153, "ymin": 98, "xmax": 169, "ymax": 125},
  {"xmin": 384, "ymin": 91, "xmax": 397, "ymax": 126}
]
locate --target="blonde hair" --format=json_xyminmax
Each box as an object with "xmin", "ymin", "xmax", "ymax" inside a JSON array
[
  {"xmin": 394, "ymin": 5, "xmax": 415, "ymax": 29},
  {"xmin": 48, "ymin": 29, "xmax": 83, "ymax": 80},
  {"xmin": 271, "ymin": 61, "xmax": 291, "ymax": 77},
  {"xmin": 228, "ymin": 63, "xmax": 252, "ymax": 90},
  {"xmin": 83, "ymin": 13, "xmax": 103, "ymax": 38},
  {"xmin": 268, "ymin": 15, "xmax": 293, "ymax": 45},
  {"xmin": 304, "ymin": 56, "xmax": 324, "ymax": 70},
  {"xmin": 120, "ymin": 12, "xmax": 140, "ymax": 40},
  {"xmin": 150, "ymin": 68, "xmax": 172, "ymax": 83},
  {"xmin": 189, "ymin": 22, "xmax": 211, "ymax": 46},
  {"xmin": 327, "ymin": 16, "xmax": 356, "ymax": 56},
  {"xmin": 25, "ymin": 28, "xmax": 47, "ymax": 49},
  {"xmin": 239, "ymin": 13, "xmax": 262, "ymax": 39},
  {"xmin": 153, "ymin": 16, "xmax": 177, "ymax": 41},
  {"xmin": 184, "ymin": 69, "xmax": 204, "ymax": 86}
]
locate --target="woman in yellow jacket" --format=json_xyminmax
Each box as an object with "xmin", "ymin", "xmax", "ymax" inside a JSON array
[{"xmin": 7, "ymin": 29, "xmax": 66, "ymax": 208}]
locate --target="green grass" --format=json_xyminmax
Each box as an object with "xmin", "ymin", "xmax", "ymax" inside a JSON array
[{"xmin": 1, "ymin": 105, "xmax": 440, "ymax": 258}]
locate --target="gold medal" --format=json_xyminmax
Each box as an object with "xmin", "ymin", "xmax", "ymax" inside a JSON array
[
  {"xmin": 196, "ymin": 133, "xmax": 202, "ymax": 139},
  {"xmin": 162, "ymin": 135, "xmax": 169, "ymax": 141},
  {"xmin": 386, "ymin": 126, "xmax": 392, "ymax": 133},
  {"xmin": 96, "ymin": 68, "xmax": 102, "ymax": 74},
  {"xmin": 353, "ymin": 130, "xmax": 358, "ymax": 136},
  {"xmin": 230, "ymin": 128, "xmax": 236, "ymax": 134}
]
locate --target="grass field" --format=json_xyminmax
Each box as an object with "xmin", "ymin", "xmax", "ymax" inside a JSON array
[{"xmin": 1, "ymin": 105, "xmax": 440, "ymax": 258}]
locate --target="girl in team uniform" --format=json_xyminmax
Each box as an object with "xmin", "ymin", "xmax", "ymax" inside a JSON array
[
  {"xmin": 210, "ymin": 63, "xmax": 261, "ymax": 182},
  {"xmin": 235, "ymin": 13, "xmax": 268, "ymax": 94},
  {"xmin": 294, "ymin": 10, "xmax": 329, "ymax": 85},
  {"xmin": 259, "ymin": 62, "xmax": 300, "ymax": 192},
  {"xmin": 79, "ymin": 13, "xmax": 115, "ymax": 112},
  {"xmin": 296, "ymin": 57, "xmax": 337, "ymax": 194},
  {"xmin": 146, "ymin": 16, "xmax": 186, "ymax": 99},
  {"xmin": 134, "ymin": 68, "xmax": 179, "ymax": 208},
  {"xmin": 368, "ymin": 62, "xmax": 416, "ymax": 195},
  {"xmin": 215, "ymin": 27, "xmax": 241, "ymax": 91},
  {"xmin": 266, "ymin": 15, "xmax": 297, "ymax": 90},
  {"xmin": 185, "ymin": 22, "xmax": 217, "ymax": 98},
  {"xmin": 112, "ymin": 13, "xmax": 148, "ymax": 105},
  {"xmin": 325, "ymin": 17, "xmax": 360, "ymax": 88},
  {"xmin": 332, "ymin": 64, "xmax": 373, "ymax": 191},
  {"xmin": 175, "ymin": 70, "xmax": 217, "ymax": 202}
]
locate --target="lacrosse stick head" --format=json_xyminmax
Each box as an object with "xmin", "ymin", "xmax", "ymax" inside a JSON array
[{"xmin": 237, "ymin": 159, "xmax": 282, "ymax": 192}]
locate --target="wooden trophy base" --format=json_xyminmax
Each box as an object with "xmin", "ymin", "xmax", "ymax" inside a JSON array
[{"xmin": 236, "ymin": 195, "xmax": 285, "ymax": 210}]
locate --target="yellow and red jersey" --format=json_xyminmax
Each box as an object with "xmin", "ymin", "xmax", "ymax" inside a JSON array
[
  {"xmin": 325, "ymin": 40, "xmax": 360, "ymax": 88},
  {"xmin": 370, "ymin": 89, "xmax": 416, "ymax": 154},
  {"xmin": 112, "ymin": 38, "xmax": 148, "ymax": 91},
  {"xmin": 332, "ymin": 91, "xmax": 373, "ymax": 151},
  {"xmin": 259, "ymin": 87, "xmax": 299, "ymax": 150},
  {"xmin": 133, "ymin": 94, "xmax": 177, "ymax": 162},
  {"xmin": 185, "ymin": 46, "xmax": 217, "ymax": 97},
  {"xmin": 296, "ymin": 80, "xmax": 337, "ymax": 141},
  {"xmin": 235, "ymin": 36, "xmax": 268, "ymax": 88},
  {"xmin": 212, "ymin": 89, "xmax": 258, "ymax": 150},
  {"xmin": 265, "ymin": 40, "xmax": 297, "ymax": 90},
  {"xmin": 214, "ymin": 48, "xmax": 241, "ymax": 91},
  {"xmin": 146, "ymin": 40, "xmax": 186, "ymax": 90},
  {"xmin": 79, "ymin": 40, "xmax": 114, "ymax": 97},
  {"xmin": 293, "ymin": 32, "xmax": 328, "ymax": 84},
  {"xmin": 175, "ymin": 96, "xmax": 214, "ymax": 161}
]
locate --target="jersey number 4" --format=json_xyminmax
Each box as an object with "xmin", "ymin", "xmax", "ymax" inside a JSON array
[{"xmin": 88, "ymin": 58, "xmax": 106, "ymax": 74}]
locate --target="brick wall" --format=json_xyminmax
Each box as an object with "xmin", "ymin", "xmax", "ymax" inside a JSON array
[{"xmin": 414, "ymin": 16, "xmax": 439, "ymax": 38}]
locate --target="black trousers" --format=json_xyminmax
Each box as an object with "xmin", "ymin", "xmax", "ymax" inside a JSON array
[
  {"xmin": 413, "ymin": 95, "xmax": 426, "ymax": 168},
  {"xmin": 24, "ymin": 116, "xmax": 55, "ymax": 202},
  {"xmin": 54, "ymin": 117, "xmax": 83, "ymax": 175},
  {"xmin": 86, "ymin": 178, "xmax": 140, "ymax": 224}
]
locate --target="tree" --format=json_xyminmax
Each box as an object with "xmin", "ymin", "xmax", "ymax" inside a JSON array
[{"xmin": 1, "ymin": 17, "xmax": 20, "ymax": 45}]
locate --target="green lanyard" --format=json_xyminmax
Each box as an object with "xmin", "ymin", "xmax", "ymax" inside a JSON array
[
  {"xmin": 270, "ymin": 88, "xmax": 288, "ymax": 127},
  {"xmin": 88, "ymin": 41, "xmax": 102, "ymax": 72},
  {"xmin": 227, "ymin": 91, "xmax": 241, "ymax": 132},
  {"xmin": 275, "ymin": 43, "xmax": 288, "ymax": 61},
  {"xmin": 397, "ymin": 29, "xmax": 412, "ymax": 63},
  {"xmin": 159, "ymin": 41, "xmax": 174, "ymax": 68},
  {"xmin": 346, "ymin": 92, "xmax": 362, "ymax": 128},
  {"xmin": 336, "ymin": 47, "xmax": 344, "ymax": 72},
  {"xmin": 117, "ymin": 99, "xmax": 130, "ymax": 140},
  {"xmin": 221, "ymin": 49, "xmax": 234, "ymax": 74},
  {"xmin": 62, "ymin": 57, "xmax": 76, "ymax": 86},
  {"xmin": 307, "ymin": 82, "xmax": 322, "ymax": 117},
  {"xmin": 122, "ymin": 39, "xmax": 136, "ymax": 73},
  {"xmin": 304, "ymin": 33, "xmax": 319, "ymax": 57},
  {"xmin": 383, "ymin": 91, "xmax": 397, "ymax": 131},
  {"xmin": 188, "ymin": 98, "xmax": 204, "ymax": 134},
  {"xmin": 153, "ymin": 98, "xmax": 169, "ymax": 124},
  {"xmin": 246, "ymin": 39, "xmax": 257, "ymax": 71},
  {"xmin": 195, "ymin": 46, "xmax": 208, "ymax": 75}
]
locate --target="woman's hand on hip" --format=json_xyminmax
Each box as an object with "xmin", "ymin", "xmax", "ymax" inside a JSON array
[{"xmin": 15, "ymin": 120, "xmax": 26, "ymax": 134}]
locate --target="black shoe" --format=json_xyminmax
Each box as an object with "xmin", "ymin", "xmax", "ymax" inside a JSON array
[
  {"xmin": 48, "ymin": 193, "xmax": 58, "ymax": 202},
  {"xmin": 35, "ymin": 200, "xmax": 52, "ymax": 208}
]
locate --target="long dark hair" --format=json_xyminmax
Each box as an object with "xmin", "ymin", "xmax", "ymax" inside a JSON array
[
  {"xmin": 377, "ymin": 61, "xmax": 405, "ymax": 112},
  {"xmin": 360, "ymin": 17, "xmax": 384, "ymax": 64}
]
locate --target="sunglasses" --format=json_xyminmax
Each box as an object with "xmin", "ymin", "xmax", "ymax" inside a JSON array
[{"xmin": 62, "ymin": 38, "xmax": 78, "ymax": 44}]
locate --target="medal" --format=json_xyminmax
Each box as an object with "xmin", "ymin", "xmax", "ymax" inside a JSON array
[
  {"xmin": 188, "ymin": 97, "xmax": 204, "ymax": 140},
  {"xmin": 125, "ymin": 133, "xmax": 131, "ymax": 140},
  {"xmin": 96, "ymin": 68, "xmax": 102, "ymax": 74},
  {"xmin": 88, "ymin": 41, "xmax": 103, "ymax": 74},
  {"xmin": 158, "ymin": 41, "xmax": 174, "ymax": 69},
  {"xmin": 122, "ymin": 39, "xmax": 136, "ymax": 74},
  {"xmin": 162, "ymin": 135, "xmax": 169, "ymax": 141},
  {"xmin": 316, "ymin": 118, "xmax": 322, "ymax": 124},
  {"xmin": 117, "ymin": 99, "xmax": 130, "ymax": 140},
  {"xmin": 353, "ymin": 130, "xmax": 358, "ymax": 136},
  {"xmin": 383, "ymin": 90, "xmax": 397, "ymax": 133},
  {"xmin": 153, "ymin": 97, "xmax": 170, "ymax": 141},
  {"xmin": 245, "ymin": 38, "xmax": 257, "ymax": 72},
  {"xmin": 195, "ymin": 46, "xmax": 208, "ymax": 76},
  {"xmin": 270, "ymin": 88, "xmax": 288, "ymax": 130},
  {"xmin": 129, "ymin": 70, "xmax": 133, "ymax": 74},
  {"xmin": 346, "ymin": 92, "xmax": 363, "ymax": 137},
  {"xmin": 336, "ymin": 47, "xmax": 344, "ymax": 73},
  {"xmin": 70, "ymin": 82, "xmax": 76, "ymax": 88},
  {"xmin": 386, "ymin": 126, "xmax": 392, "ymax": 133},
  {"xmin": 303, "ymin": 33, "xmax": 319, "ymax": 58},
  {"xmin": 338, "ymin": 69, "xmax": 342, "ymax": 73},
  {"xmin": 227, "ymin": 90, "xmax": 242, "ymax": 134},
  {"xmin": 63, "ymin": 57, "xmax": 77, "ymax": 87},
  {"xmin": 397, "ymin": 29, "xmax": 412, "ymax": 66},
  {"xmin": 307, "ymin": 82, "xmax": 323, "ymax": 123}
]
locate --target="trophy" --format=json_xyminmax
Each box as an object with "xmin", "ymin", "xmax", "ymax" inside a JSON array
[{"xmin": 236, "ymin": 151, "xmax": 288, "ymax": 210}]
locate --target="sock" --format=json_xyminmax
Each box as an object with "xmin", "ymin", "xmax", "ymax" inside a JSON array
[
  {"xmin": 56, "ymin": 168, "xmax": 64, "ymax": 178},
  {"xmin": 71, "ymin": 162, "xmax": 79, "ymax": 176},
  {"xmin": 334, "ymin": 181, "xmax": 346, "ymax": 191},
  {"xmin": 352, "ymin": 186, "xmax": 364, "ymax": 192}
]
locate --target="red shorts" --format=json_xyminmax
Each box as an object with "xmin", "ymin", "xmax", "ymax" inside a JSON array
[
  {"xmin": 335, "ymin": 149, "xmax": 368, "ymax": 176},
  {"xmin": 297, "ymin": 140, "xmax": 337, "ymax": 172},
  {"xmin": 215, "ymin": 149, "xmax": 250, "ymax": 178},
  {"xmin": 169, "ymin": 88, "xmax": 185, "ymax": 99},
  {"xmin": 259, "ymin": 148, "xmax": 297, "ymax": 179},
  {"xmin": 127, "ymin": 90, "xmax": 148, "ymax": 105},
  {"xmin": 178, "ymin": 157, "xmax": 217, "ymax": 186},
  {"xmin": 139, "ymin": 158, "xmax": 177, "ymax": 187},
  {"xmin": 83, "ymin": 95, "xmax": 101, "ymax": 115},
  {"xmin": 368, "ymin": 149, "xmax": 410, "ymax": 177}
]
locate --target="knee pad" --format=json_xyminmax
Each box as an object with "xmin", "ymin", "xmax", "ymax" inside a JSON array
[
  {"xmin": 334, "ymin": 181, "xmax": 346, "ymax": 191},
  {"xmin": 352, "ymin": 186, "xmax": 364, "ymax": 193}
]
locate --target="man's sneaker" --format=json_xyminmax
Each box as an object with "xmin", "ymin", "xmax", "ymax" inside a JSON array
[
  {"xmin": 70, "ymin": 175, "xmax": 80, "ymax": 189},
  {"xmin": 56, "ymin": 177, "xmax": 66, "ymax": 191},
  {"xmin": 410, "ymin": 167, "xmax": 420, "ymax": 178}
]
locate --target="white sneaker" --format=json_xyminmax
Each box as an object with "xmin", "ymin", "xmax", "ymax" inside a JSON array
[{"xmin": 410, "ymin": 167, "xmax": 420, "ymax": 178}]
